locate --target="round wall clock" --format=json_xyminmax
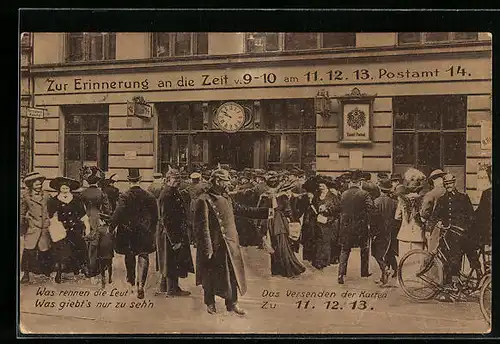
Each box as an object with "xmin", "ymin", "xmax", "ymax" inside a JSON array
[{"xmin": 215, "ymin": 102, "xmax": 246, "ymax": 133}]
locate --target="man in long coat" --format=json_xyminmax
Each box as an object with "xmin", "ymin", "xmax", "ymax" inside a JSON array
[
  {"xmin": 193, "ymin": 168, "xmax": 273, "ymax": 315},
  {"xmin": 370, "ymin": 180, "xmax": 398, "ymax": 285},
  {"xmin": 109, "ymin": 168, "xmax": 158, "ymax": 299},
  {"xmin": 420, "ymin": 169, "xmax": 447, "ymax": 252},
  {"xmin": 80, "ymin": 166, "xmax": 112, "ymax": 234},
  {"xmin": 20, "ymin": 172, "xmax": 52, "ymax": 283},
  {"xmin": 475, "ymin": 165, "xmax": 492, "ymax": 247},
  {"xmin": 184, "ymin": 172, "xmax": 208, "ymax": 245},
  {"xmin": 338, "ymin": 170, "xmax": 374, "ymax": 284},
  {"xmin": 157, "ymin": 168, "xmax": 194, "ymax": 297}
]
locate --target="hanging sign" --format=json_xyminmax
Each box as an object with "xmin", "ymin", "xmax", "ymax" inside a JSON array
[
  {"xmin": 127, "ymin": 96, "xmax": 152, "ymax": 119},
  {"xmin": 337, "ymin": 88, "xmax": 376, "ymax": 144},
  {"xmin": 477, "ymin": 161, "xmax": 491, "ymax": 192}
]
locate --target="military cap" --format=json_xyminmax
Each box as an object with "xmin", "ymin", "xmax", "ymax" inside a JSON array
[
  {"xmin": 443, "ymin": 173, "xmax": 456, "ymax": 184},
  {"xmin": 377, "ymin": 172, "xmax": 389, "ymax": 180},
  {"xmin": 379, "ymin": 179, "xmax": 392, "ymax": 192},
  {"xmin": 153, "ymin": 172, "xmax": 163, "ymax": 179},
  {"xmin": 351, "ymin": 169, "xmax": 363, "ymax": 182},
  {"xmin": 390, "ymin": 173, "xmax": 403, "ymax": 182}
]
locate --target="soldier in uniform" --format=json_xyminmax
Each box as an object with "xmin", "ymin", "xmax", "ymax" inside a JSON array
[
  {"xmin": 475, "ymin": 165, "xmax": 492, "ymax": 247},
  {"xmin": 193, "ymin": 168, "xmax": 274, "ymax": 315},
  {"xmin": 157, "ymin": 168, "xmax": 194, "ymax": 297},
  {"xmin": 148, "ymin": 172, "xmax": 165, "ymax": 291},
  {"xmin": 184, "ymin": 172, "xmax": 206, "ymax": 245},
  {"xmin": 433, "ymin": 173, "xmax": 480, "ymax": 300},
  {"xmin": 420, "ymin": 169, "xmax": 447, "ymax": 252},
  {"xmin": 109, "ymin": 168, "xmax": 158, "ymax": 299}
]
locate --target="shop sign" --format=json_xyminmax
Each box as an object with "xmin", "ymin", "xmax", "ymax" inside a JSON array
[
  {"xmin": 127, "ymin": 96, "xmax": 152, "ymax": 119},
  {"xmin": 338, "ymin": 88, "xmax": 375, "ymax": 145},
  {"xmin": 480, "ymin": 120, "xmax": 492, "ymax": 150},
  {"xmin": 24, "ymin": 107, "xmax": 46, "ymax": 119}
]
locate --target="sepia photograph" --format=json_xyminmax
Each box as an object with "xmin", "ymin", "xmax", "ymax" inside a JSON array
[{"xmin": 18, "ymin": 31, "xmax": 492, "ymax": 335}]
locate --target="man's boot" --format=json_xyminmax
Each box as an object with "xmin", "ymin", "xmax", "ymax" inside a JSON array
[
  {"xmin": 166, "ymin": 277, "xmax": 190, "ymax": 297},
  {"xmin": 159, "ymin": 276, "xmax": 167, "ymax": 293},
  {"xmin": 136, "ymin": 255, "xmax": 149, "ymax": 300},
  {"xmin": 124, "ymin": 255, "xmax": 136, "ymax": 289}
]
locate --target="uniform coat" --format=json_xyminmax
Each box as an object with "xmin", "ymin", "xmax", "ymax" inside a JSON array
[
  {"xmin": 193, "ymin": 188, "xmax": 269, "ymax": 298},
  {"xmin": 110, "ymin": 186, "xmax": 158, "ymax": 256},
  {"xmin": 80, "ymin": 185, "xmax": 112, "ymax": 230},
  {"xmin": 157, "ymin": 185, "xmax": 194, "ymax": 278},
  {"xmin": 21, "ymin": 190, "xmax": 52, "ymax": 251},
  {"xmin": 102, "ymin": 184, "xmax": 120, "ymax": 213},
  {"xmin": 339, "ymin": 186, "xmax": 373, "ymax": 248}
]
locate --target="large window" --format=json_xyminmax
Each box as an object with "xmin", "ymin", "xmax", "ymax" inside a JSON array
[
  {"xmin": 264, "ymin": 99, "xmax": 316, "ymax": 171},
  {"xmin": 246, "ymin": 33, "xmax": 355, "ymax": 53},
  {"xmin": 157, "ymin": 103, "xmax": 204, "ymax": 173},
  {"xmin": 152, "ymin": 32, "xmax": 208, "ymax": 57},
  {"xmin": 393, "ymin": 95, "xmax": 467, "ymax": 190},
  {"xmin": 64, "ymin": 106, "xmax": 109, "ymax": 180},
  {"xmin": 397, "ymin": 32, "xmax": 479, "ymax": 45},
  {"xmin": 66, "ymin": 33, "xmax": 116, "ymax": 62}
]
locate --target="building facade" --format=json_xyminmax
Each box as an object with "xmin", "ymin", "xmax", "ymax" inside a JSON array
[
  {"xmin": 20, "ymin": 32, "xmax": 34, "ymax": 178},
  {"xmin": 25, "ymin": 32, "xmax": 492, "ymax": 206}
]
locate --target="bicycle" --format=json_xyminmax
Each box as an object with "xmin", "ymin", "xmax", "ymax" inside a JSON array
[{"xmin": 397, "ymin": 224, "xmax": 491, "ymax": 324}]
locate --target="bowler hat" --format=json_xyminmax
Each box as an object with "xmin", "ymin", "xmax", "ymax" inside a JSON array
[
  {"xmin": 127, "ymin": 168, "xmax": 142, "ymax": 182},
  {"xmin": 211, "ymin": 168, "xmax": 231, "ymax": 181},
  {"xmin": 428, "ymin": 169, "xmax": 446, "ymax": 181},
  {"xmin": 23, "ymin": 171, "xmax": 46, "ymax": 187},
  {"xmin": 379, "ymin": 179, "xmax": 393, "ymax": 192},
  {"xmin": 49, "ymin": 177, "xmax": 80, "ymax": 192}
]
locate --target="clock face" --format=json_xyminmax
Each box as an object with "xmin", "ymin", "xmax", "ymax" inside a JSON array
[{"xmin": 215, "ymin": 102, "xmax": 246, "ymax": 132}]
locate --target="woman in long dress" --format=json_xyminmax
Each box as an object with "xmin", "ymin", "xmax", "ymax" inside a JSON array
[
  {"xmin": 259, "ymin": 177, "xmax": 306, "ymax": 278},
  {"xmin": 47, "ymin": 177, "xmax": 88, "ymax": 283},
  {"xmin": 395, "ymin": 170, "xmax": 426, "ymax": 258}
]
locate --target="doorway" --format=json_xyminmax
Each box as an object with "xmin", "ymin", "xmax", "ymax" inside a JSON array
[{"xmin": 211, "ymin": 133, "xmax": 254, "ymax": 169}]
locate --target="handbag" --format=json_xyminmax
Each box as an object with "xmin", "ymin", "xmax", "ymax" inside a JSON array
[
  {"xmin": 48, "ymin": 214, "xmax": 67, "ymax": 242},
  {"xmin": 288, "ymin": 222, "xmax": 302, "ymax": 241}
]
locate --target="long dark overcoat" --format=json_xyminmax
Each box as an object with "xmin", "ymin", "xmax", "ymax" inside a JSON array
[
  {"xmin": 339, "ymin": 186, "xmax": 374, "ymax": 248},
  {"xmin": 110, "ymin": 186, "xmax": 158, "ymax": 256},
  {"xmin": 157, "ymin": 185, "xmax": 194, "ymax": 278},
  {"xmin": 193, "ymin": 188, "xmax": 269, "ymax": 298}
]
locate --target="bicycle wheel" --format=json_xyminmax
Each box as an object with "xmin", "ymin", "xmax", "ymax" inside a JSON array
[
  {"xmin": 398, "ymin": 249, "xmax": 444, "ymax": 301},
  {"xmin": 479, "ymin": 274, "xmax": 491, "ymax": 325}
]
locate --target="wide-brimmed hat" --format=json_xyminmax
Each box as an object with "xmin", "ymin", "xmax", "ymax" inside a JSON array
[
  {"xmin": 210, "ymin": 168, "xmax": 231, "ymax": 181},
  {"xmin": 428, "ymin": 169, "xmax": 446, "ymax": 181},
  {"xmin": 49, "ymin": 177, "xmax": 80, "ymax": 191},
  {"xmin": 82, "ymin": 166, "xmax": 105, "ymax": 185},
  {"xmin": 127, "ymin": 168, "xmax": 142, "ymax": 182},
  {"xmin": 23, "ymin": 171, "xmax": 46, "ymax": 187},
  {"xmin": 379, "ymin": 179, "xmax": 393, "ymax": 192}
]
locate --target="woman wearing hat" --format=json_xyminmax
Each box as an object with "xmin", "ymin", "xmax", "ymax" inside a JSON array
[
  {"xmin": 47, "ymin": 177, "xmax": 88, "ymax": 283},
  {"xmin": 257, "ymin": 176, "xmax": 306, "ymax": 278},
  {"xmin": 395, "ymin": 168, "xmax": 426, "ymax": 258},
  {"xmin": 20, "ymin": 172, "xmax": 53, "ymax": 284}
]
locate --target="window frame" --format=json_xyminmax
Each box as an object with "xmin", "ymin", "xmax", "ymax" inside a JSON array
[
  {"xmin": 151, "ymin": 32, "xmax": 209, "ymax": 58},
  {"xmin": 392, "ymin": 95, "xmax": 467, "ymax": 182},
  {"xmin": 245, "ymin": 33, "xmax": 356, "ymax": 53},
  {"xmin": 65, "ymin": 32, "xmax": 116, "ymax": 62},
  {"xmin": 157, "ymin": 102, "xmax": 205, "ymax": 172},
  {"xmin": 397, "ymin": 32, "xmax": 479, "ymax": 45},
  {"xmin": 64, "ymin": 110, "xmax": 109, "ymax": 175},
  {"xmin": 264, "ymin": 99, "xmax": 316, "ymax": 171}
]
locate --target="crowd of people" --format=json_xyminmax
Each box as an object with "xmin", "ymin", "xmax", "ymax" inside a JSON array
[{"xmin": 20, "ymin": 162, "xmax": 492, "ymax": 313}]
